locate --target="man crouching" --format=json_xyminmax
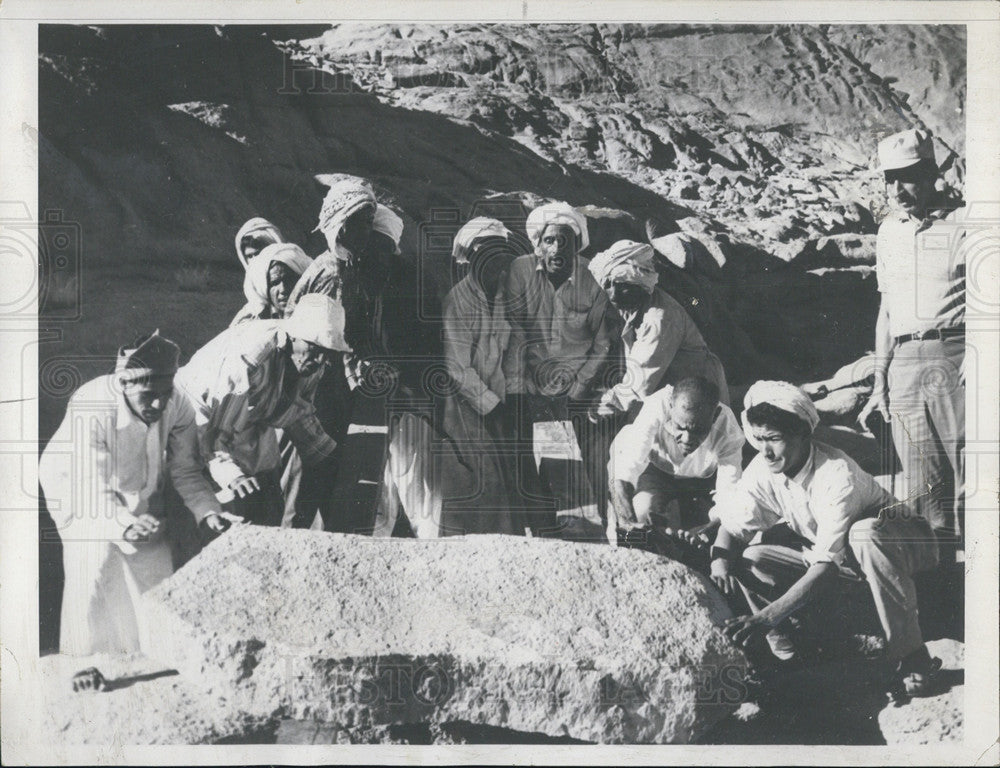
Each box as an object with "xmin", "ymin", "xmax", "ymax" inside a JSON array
[
  {"xmin": 607, "ymin": 376, "xmax": 744, "ymax": 556},
  {"xmin": 710, "ymin": 380, "xmax": 941, "ymax": 699}
]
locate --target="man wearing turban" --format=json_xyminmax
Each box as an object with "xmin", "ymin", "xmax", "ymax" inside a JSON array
[
  {"xmin": 502, "ymin": 201, "xmax": 617, "ymax": 533},
  {"xmin": 231, "ymin": 243, "xmax": 314, "ymax": 325},
  {"xmin": 439, "ymin": 217, "xmax": 524, "ymax": 535},
  {"xmin": 588, "ymin": 239, "xmax": 729, "ymax": 417},
  {"xmin": 39, "ymin": 331, "xmax": 234, "ymax": 671},
  {"xmin": 285, "ymin": 176, "xmax": 444, "ymax": 538},
  {"xmin": 505, "ymin": 201, "xmax": 613, "ymax": 401},
  {"xmin": 709, "ymin": 381, "xmax": 941, "ymax": 699},
  {"xmin": 234, "ymin": 217, "xmax": 285, "ymax": 270}
]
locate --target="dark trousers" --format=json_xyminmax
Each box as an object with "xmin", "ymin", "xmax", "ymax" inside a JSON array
[{"xmin": 226, "ymin": 468, "xmax": 285, "ymax": 527}]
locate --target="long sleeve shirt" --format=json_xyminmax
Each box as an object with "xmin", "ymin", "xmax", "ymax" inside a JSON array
[
  {"xmin": 174, "ymin": 321, "xmax": 336, "ymax": 489},
  {"xmin": 602, "ymin": 287, "xmax": 718, "ymax": 413},
  {"xmin": 39, "ymin": 375, "xmax": 222, "ymax": 544},
  {"xmin": 712, "ymin": 441, "xmax": 897, "ymax": 567},
  {"xmin": 443, "ymin": 275, "xmax": 511, "ymax": 415},
  {"xmin": 502, "ymin": 254, "xmax": 615, "ymax": 398},
  {"xmin": 608, "ymin": 385, "xmax": 744, "ymax": 499}
]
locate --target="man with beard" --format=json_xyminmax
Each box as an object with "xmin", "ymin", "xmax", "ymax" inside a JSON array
[
  {"xmin": 858, "ymin": 128, "xmax": 966, "ymax": 562},
  {"xmin": 502, "ymin": 201, "xmax": 616, "ymax": 535}
]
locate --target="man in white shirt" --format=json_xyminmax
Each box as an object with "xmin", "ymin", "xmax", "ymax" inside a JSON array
[
  {"xmin": 503, "ymin": 201, "xmax": 617, "ymax": 534},
  {"xmin": 607, "ymin": 377, "xmax": 743, "ymax": 538},
  {"xmin": 39, "ymin": 331, "xmax": 236, "ymax": 676},
  {"xmin": 711, "ymin": 381, "xmax": 941, "ymax": 698},
  {"xmin": 858, "ymin": 128, "xmax": 965, "ymax": 560}
]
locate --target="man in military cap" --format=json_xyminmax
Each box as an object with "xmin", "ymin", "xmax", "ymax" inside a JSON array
[
  {"xmin": 858, "ymin": 128, "xmax": 966, "ymax": 561},
  {"xmin": 39, "ymin": 330, "xmax": 235, "ymax": 686}
]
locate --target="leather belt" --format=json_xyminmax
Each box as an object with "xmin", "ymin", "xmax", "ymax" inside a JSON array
[{"xmin": 894, "ymin": 326, "xmax": 964, "ymax": 346}]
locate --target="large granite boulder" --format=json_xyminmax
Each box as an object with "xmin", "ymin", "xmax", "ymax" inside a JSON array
[{"xmin": 142, "ymin": 526, "xmax": 745, "ymax": 744}]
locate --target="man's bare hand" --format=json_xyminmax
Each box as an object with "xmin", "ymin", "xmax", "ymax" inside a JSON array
[
  {"xmin": 228, "ymin": 475, "xmax": 261, "ymax": 499},
  {"xmin": 858, "ymin": 387, "xmax": 891, "ymax": 428},
  {"xmin": 123, "ymin": 513, "xmax": 164, "ymax": 544},
  {"xmin": 724, "ymin": 613, "xmax": 773, "ymax": 648},
  {"xmin": 203, "ymin": 511, "xmax": 245, "ymax": 533},
  {"xmin": 71, "ymin": 667, "xmax": 107, "ymax": 693},
  {"xmin": 665, "ymin": 520, "xmax": 719, "ymax": 551},
  {"xmin": 710, "ymin": 557, "xmax": 740, "ymax": 597}
]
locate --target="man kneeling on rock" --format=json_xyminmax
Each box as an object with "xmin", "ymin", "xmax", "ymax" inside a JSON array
[
  {"xmin": 709, "ymin": 380, "xmax": 941, "ymax": 698},
  {"xmin": 607, "ymin": 376, "xmax": 744, "ymax": 552}
]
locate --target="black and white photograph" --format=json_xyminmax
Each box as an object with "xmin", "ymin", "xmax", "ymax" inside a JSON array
[{"xmin": 1, "ymin": 1, "xmax": 998, "ymax": 762}]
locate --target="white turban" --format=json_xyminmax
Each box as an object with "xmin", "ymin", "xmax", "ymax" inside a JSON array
[
  {"xmin": 588, "ymin": 239, "xmax": 659, "ymax": 293},
  {"xmin": 741, "ymin": 380, "xmax": 820, "ymax": 449},
  {"xmin": 525, "ymin": 201, "xmax": 589, "ymax": 253},
  {"xmin": 242, "ymin": 243, "xmax": 313, "ymax": 315},
  {"xmin": 234, "ymin": 217, "xmax": 284, "ymax": 269},
  {"xmin": 452, "ymin": 217, "xmax": 513, "ymax": 264},
  {"xmin": 314, "ymin": 177, "xmax": 377, "ymax": 243},
  {"xmin": 373, "ymin": 204, "xmax": 404, "ymax": 255},
  {"xmin": 280, "ymin": 294, "xmax": 351, "ymax": 353}
]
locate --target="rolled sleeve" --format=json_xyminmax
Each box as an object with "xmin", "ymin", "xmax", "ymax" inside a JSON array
[
  {"xmin": 608, "ymin": 399, "xmax": 659, "ymax": 485},
  {"xmin": 803, "ymin": 477, "xmax": 856, "ymax": 566},
  {"xmin": 712, "ymin": 464, "xmax": 781, "ymax": 542},
  {"xmin": 711, "ymin": 410, "xmax": 746, "ymax": 512},
  {"xmin": 284, "ymin": 415, "xmax": 337, "ymax": 466}
]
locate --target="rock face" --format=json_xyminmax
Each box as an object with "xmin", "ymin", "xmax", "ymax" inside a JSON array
[
  {"xmin": 142, "ymin": 526, "xmax": 745, "ymax": 744},
  {"xmin": 36, "ymin": 24, "xmax": 966, "ymax": 447}
]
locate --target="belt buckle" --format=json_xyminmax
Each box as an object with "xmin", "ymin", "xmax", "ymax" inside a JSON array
[{"xmin": 913, "ymin": 328, "xmax": 944, "ymax": 342}]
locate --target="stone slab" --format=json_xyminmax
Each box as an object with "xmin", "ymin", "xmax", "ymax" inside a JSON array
[{"xmin": 143, "ymin": 526, "xmax": 746, "ymax": 744}]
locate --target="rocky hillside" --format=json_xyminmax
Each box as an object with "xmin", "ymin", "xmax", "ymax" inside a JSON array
[
  {"xmin": 293, "ymin": 23, "xmax": 964, "ymax": 256},
  {"xmin": 37, "ymin": 23, "xmax": 965, "ymax": 390}
]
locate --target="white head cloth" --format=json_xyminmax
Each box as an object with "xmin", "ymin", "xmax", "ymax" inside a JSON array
[
  {"xmin": 280, "ymin": 294, "xmax": 351, "ymax": 352},
  {"xmin": 373, "ymin": 204, "xmax": 404, "ymax": 255},
  {"xmin": 525, "ymin": 201, "xmax": 589, "ymax": 253},
  {"xmin": 588, "ymin": 239, "xmax": 659, "ymax": 293},
  {"xmin": 242, "ymin": 243, "xmax": 313, "ymax": 314},
  {"xmin": 234, "ymin": 217, "xmax": 284, "ymax": 269},
  {"xmin": 741, "ymin": 380, "xmax": 820, "ymax": 449},
  {"xmin": 314, "ymin": 177, "xmax": 377, "ymax": 243},
  {"xmin": 452, "ymin": 217, "xmax": 513, "ymax": 264}
]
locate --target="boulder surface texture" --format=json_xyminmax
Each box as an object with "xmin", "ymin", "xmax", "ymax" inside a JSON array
[{"xmin": 143, "ymin": 526, "xmax": 745, "ymax": 744}]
